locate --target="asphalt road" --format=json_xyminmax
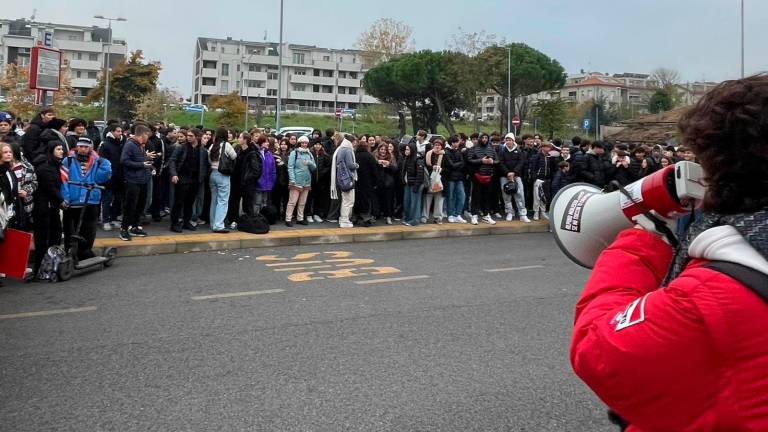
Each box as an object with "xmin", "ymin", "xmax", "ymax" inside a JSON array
[{"xmin": 0, "ymin": 233, "xmax": 613, "ymax": 432}]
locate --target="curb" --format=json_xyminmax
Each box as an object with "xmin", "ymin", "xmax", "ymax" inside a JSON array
[{"xmin": 93, "ymin": 221, "xmax": 550, "ymax": 257}]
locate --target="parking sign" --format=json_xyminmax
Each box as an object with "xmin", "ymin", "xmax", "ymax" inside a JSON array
[{"xmin": 583, "ymin": 119, "xmax": 591, "ymax": 130}]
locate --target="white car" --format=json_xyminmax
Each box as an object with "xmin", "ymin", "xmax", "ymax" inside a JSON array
[
  {"xmin": 278, "ymin": 126, "xmax": 314, "ymax": 137},
  {"xmin": 184, "ymin": 104, "xmax": 209, "ymax": 113}
]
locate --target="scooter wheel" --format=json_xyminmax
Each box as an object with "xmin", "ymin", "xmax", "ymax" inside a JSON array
[
  {"xmin": 103, "ymin": 247, "xmax": 118, "ymax": 267},
  {"xmin": 57, "ymin": 258, "xmax": 74, "ymax": 281}
]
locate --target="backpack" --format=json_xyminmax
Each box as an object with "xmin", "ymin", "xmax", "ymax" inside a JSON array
[
  {"xmin": 260, "ymin": 204, "xmax": 279, "ymax": 225},
  {"xmin": 36, "ymin": 245, "xmax": 67, "ymax": 282},
  {"xmin": 705, "ymin": 261, "xmax": 768, "ymax": 302},
  {"xmin": 238, "ymin": 214, "xmax": 270, "ymax": 234},
  {"xmin": 335, "ymin": 151, "xmax": 355, "ymax": 192}
]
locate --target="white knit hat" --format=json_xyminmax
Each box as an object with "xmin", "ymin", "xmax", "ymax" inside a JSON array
[
  {"xmin": 297, "ymin": 136, "xmax": 310, "ymax": 144},
  {"xmin": 504, "ymin": 132, "xmax": 516, "ymax": 141}
]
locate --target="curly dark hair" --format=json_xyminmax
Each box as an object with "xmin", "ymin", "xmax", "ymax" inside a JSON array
[{"xmin": 678, "ymin": 74, "xmax": 768, "ymax": 214}]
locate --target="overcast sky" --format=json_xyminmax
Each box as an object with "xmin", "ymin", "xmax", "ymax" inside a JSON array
[{"xmin": 12, "ymin": 0, "xmax": 767, "ymax": 97}]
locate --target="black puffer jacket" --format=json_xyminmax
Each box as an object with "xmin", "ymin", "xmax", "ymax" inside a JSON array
[
  {"xmin": 466, "ymin": 143, "xmax": 498, "ymax": 177},
  {"xmin": 239, "ymin": 145, "xmax": 263, "ymax": 192},
  {"xmin": 498, "ymin": 144, "xmax": 527, "ymax": 177},
  {"xmin": 582, "ymin": 151, "xmax": 611, "ymax": 188},
  {"xmin": 445, "ymin": 147, "xmax": 465, "ymax": 182},
  {"xmin": 98, "ymin": 134, "xmax": 124, "ymax": 186},
  {"xmin": 21, "ymin": 113, "xmax": 48, "ymax": 166}
]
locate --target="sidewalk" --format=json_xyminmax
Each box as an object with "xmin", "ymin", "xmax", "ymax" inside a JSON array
[{"xmin": 93, "ymin": 219, "xmax": 550, "ymax": 257}]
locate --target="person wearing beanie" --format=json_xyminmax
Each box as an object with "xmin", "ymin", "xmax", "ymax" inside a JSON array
[
  {"xmin": 498, "ymin": 132, "xmax": 530, "ymax": 222},
  {"xmin": 284, "ymin": 135, "xmax": 316, "ymax": 226},
  {"xmin": 21, "ymin": 109, "xmax": 55, "ymax": 166},
  {"xmin": 60, "ymin": 136, "xmax": 112, "ymax": 261},
  {"xmin": 32, "ymin": 141, "xmax": 66, "ymax": 276},
  {"xmin": 0, "ymin": 112, "xmax": 19, "ymax": 146}
]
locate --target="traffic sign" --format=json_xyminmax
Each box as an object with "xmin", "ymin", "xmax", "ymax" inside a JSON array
[
  {"xmin": 335, "ymin": 108, "xmax": 342, "ymax": 119},
  {"xmin": 583, "ymin": 119, "xmax": 591, "ymax": 130},
  {"xmin": 511, "ymin": 115, "xmax": 521, "ymax": 127},
  {"xmin": 29, "ymin": 46, "xmax": 61, "ymax": 91},
  {"xmin": 44, "ymin": 31, "xmax": 53, "ymax": 48}
]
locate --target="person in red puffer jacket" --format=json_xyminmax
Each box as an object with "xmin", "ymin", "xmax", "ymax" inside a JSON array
[{"xmin": 571, "ymin": 74, "xmax": 768, "ymax": 432}]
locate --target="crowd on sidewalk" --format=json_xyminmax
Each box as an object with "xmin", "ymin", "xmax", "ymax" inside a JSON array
[{"xmin": 0, "ymin": 108, "xmax": 694, "ymax": 277}]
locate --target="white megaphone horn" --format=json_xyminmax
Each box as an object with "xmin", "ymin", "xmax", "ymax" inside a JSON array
[{"xmin": 549, "ymin": 161, "xmax": 706, "ymax": 268}]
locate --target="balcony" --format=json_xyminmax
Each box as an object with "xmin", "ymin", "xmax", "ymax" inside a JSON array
[
  {"xmin": 290, "ymin": 74, "xmax": 314, "ymax": 85},
  {"xmin": 290, "ymin": 91, "xmax": 334, "ymax": 102},
  {"xmin": 313, "ymin": 60, "xmax": 336, "ymax": 70},
  {"xmin": 313, "ymin": 76, "xmax": 335, "ymax": 86},
  {"xmin": 360, "ymin": 94, "xmax": 379, "ymax": 104},
  {"xmin": 241, "ymin": 88, "xmax": 267, "ymax": 98},
  {"xmin": 69, "ymin": 59, "xmax": 102, "ymax": 71},
  {"xmin": 70, "ymin": 78, "xmax": 98, "ymax": 89},
  {"xmin": 56, "ymin": 39, "xmax": 110, "ymax": 53},
  {"xmin": 201, "ymin": 50, "xmax": 219, "ymax": 61},
  {"xmin": 247, "ymin": 54, "xmax": 279, "ymax": 65},
  {"xmin": 337, "ymin": 94, "xmax": 361, "ymax": 104},
  {"xmin": 202, "ymin": 68, "xmax": 219, "ymax": 78},
  {"xmin": 243, "ymin": 71, "xmax": 268, "ymax": 81},
  {"xmin": 338, "ymin": 62, "xmax": 362, "ymax": 72},
  {"xmin": 1, "ymin": 34, "xmax": 34, "ymax": 48},
  {"xmin": 200, "ymin": 85, "xmax": 218, "ymax": 94},
  {"xmin": 337, "ymin": 77, "xmax": 360, "ymax": 88}
]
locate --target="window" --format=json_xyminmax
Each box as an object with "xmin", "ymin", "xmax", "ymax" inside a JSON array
[
  {"xmin": 486, "ymin": 96, "xmax": 494, "ymax": 102},
  {"xmin": 313, "ymin": 85, "xmax": 320, "ymax": 93},
  {"xmin": 339, "ymin": 56, "xmax": 343, "ymax": 62},
  {"xmin": 313, "ymin": 69, "xmax": 320, "ymax": 77},
  {"xmin": 267, "ymin": 65, "xmax": 278, "ymax": 70},
  {"xmin": 221, "ymin": 80, "xmax": 229, "ymax": 93},
  {"xmin": 248, "ymin": 64, "xmax": 261, "ymax": 72},
  {"xmin": 323, "ymin": 55, "xmax": 330, "ymax": 61},
  {"xmin": 292, "ymin": 52, "xmax": 305, "ymax": 64},
  {"xmin": 203, "ymin": 60, "xmax": 217, "ymax": 69},
  {"xmin": 348, "ymin": 87, "xmax": 357, "ymax": 95},
  {"xmin": 87, "ymin": 71, "xmax": 97, "ymax": 79},
  {"xmin": 236, "ymin": 80, "xmax": 241, "ymax": 89},
  {"xmin": 322, "ymin": 86, "xmax": 333, "ymax": 93},
  {"xmin": 352, "ymin": 57, "xmax": 357, "ymax": 64},
  {"xmin": 294, "ymin": 68, "xmax": 306, "ymax": 75},
  {"xmin": 219, "ymin": 46, "xmax": 224, "ymax": 53},
  {"xmin": 349, "ymin": 72, "xmax": 358, "ymax": 79},
  {"xmin": 267, "ymin": 72, "xmax": 277, "ymax": 80},
  {"xmin": 222, "ymin": 63, "xmax": 229, "ymax": 75},
  {"xmin": 76, "ymin": 71, "xmax": 82, "ymax": 78},
  {"xmin": 338, "ymin": 87, "xmax": 346, "ymax": 94},
  {"xmin": 486, "ymin": 106, "xmax": 494, "ymax": 113},
  {"xmin": 236, "ymin": 64, "xmax": 240, "ymax": 72},
  {"xmin": 322, "ymin": 70, "xmax": 333, "ymax": 78},
  {"xmin": 88, "ymin": 53, "xmax": 98, "ymax": 61},
  {"xmin": 202, "ymin": 77, "xmax": 216, "ymax": 86},
  {"xmin": 76, "ymin": 52, "xmax": 83, "ymax": 60},
  {"xmin": 338, "ymin": 71, "xmax": 347, "ymax": 79},
  {"xmin": 247, "ymin": 80, "xmax": 265, "ymax": 88},
  {"xmin": 267, "ymin": 89, "xmax": 277, "ymax": 96},
  {"xmin": 293, "ymin": 84, "xmax": 306, "ymax": 92}
]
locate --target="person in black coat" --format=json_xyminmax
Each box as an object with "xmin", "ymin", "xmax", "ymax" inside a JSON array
[
  {"xmin": 353, "ymin": 140, "xmax": 378, "ymax": 226},
  {"xmin": 168, "ymin": 128, "xmax": 210, "ymax": 232},
  {"xmin": 22, "ymin": 109, "xmax": 55, "ymax": 166},
  {"xmin": 239, "ymin": 135, "xmax": 264, "ymax": 218},
  {"xmin": 581, "ymin": 142, "xmax": 611, "ymax": 188},
  {"xmin": 32, "ymin": 141, "xmax": 65, "ymax": 275},
  {"xmin": 98, "ymin": 124, "xmax": 125, "ymax": 229},
  {"xmin": 374, "ymin": 143, "xmax": 398, "ymax": 224},
  {"xmin": 227, "ymin": 132, "xmax": 250, "ymax": 226},
  {"xmin": 308, "ymin": 140, "xmax": 331, "ymax": 222}
]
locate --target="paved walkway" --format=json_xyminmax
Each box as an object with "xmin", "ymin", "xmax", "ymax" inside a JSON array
[{"xmin": 93, "ymin": 219, "xmax": 550, "ymax": 257}]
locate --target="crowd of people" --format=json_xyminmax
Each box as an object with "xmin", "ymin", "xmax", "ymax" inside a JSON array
[{"xmin": 0, "ymin": 107, "xmax": 693, "ymax": 279}]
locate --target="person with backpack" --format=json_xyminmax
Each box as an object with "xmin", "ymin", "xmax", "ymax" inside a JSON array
[
  {"xmin": 329, "ymin": 133, "xmax": 358, "ymax": 228},
  {"xmin": 168, "ymin": 128, "xmax": 209, "ymax": 233},
  {"xmin": 284, "ymin": 136, "xmax": 316, "ymax": 226},
  {"xmin": 466, "ymin": 132, "xmax": 499, "ymax": 225},
  {"xmin": 207, "ymin": 128, "xmax": 237, "ymax": 233},
  {"xmin": 571, "ymin": 75, "xmax": 768, "ymax": 431},
  {"xmin": 423, "ymin": 138, "xmax": 448, "ymax": 224},
  {"xmin": 32, "ymin": 142, "xmax": 65, "ymax": 276},
  {"xmin": 308, "ymin": 139, "xmax": 331, "ymax": 223},
  {"xmin": 61, "ymin": 137, "xmax": 112, "ymax": 260}
]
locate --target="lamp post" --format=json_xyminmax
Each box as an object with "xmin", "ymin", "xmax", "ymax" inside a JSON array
[
  {"xmin": 94, "ymin": 15, "xmax": 126, "ymax": 123},
  {"xmin": 740, "ymin": 0, "xmax": 745, "ymax": 78},
  {"xmin": 276, "ymin": 0, "xmax": 284, "ymax": 131},
  {"xmin": 506, "ymin": 46, "xmax": 511, "ymax": 134}
]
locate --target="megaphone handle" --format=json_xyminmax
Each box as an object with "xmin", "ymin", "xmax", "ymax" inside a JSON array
[{"xmin": 611, "ymin": 181, "xmax": 680, "ymax": 248}]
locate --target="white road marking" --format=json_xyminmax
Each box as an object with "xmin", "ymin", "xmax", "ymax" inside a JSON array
[
  {"xmin": 484, "ymin": 265, "xmax": 544, "ymax": 273},
  {"xmin": 0, "ymin": 306, "xmax": 97, "ymax": 320},
  {"xmin": 354, "ymin": 275, "xmax": 430, "ymax": 285},
  {"xmin": 191, "ymin": 289, "xmax": 285, "ymax": 300}
]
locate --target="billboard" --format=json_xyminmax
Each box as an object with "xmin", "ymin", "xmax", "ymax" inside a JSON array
[{"xmin": 29, "ymin": 46, "xmax": 62, "ymax": 91}]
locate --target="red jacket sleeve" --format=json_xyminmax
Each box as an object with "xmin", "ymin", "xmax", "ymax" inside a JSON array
[{"xmin": 571, "ymin": 229, "xmax": 719, "ymax": 431}]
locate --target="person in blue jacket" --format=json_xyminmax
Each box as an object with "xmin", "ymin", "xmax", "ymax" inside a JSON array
[{"xmin": 61, "ymin": 136, "xmax": 112, "ymax": 260}]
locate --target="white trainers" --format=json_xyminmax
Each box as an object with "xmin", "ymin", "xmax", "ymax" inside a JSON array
[
  {"xmin": 482, "ymin": 215, "xmax": 497, "ymax": 225},
  {"xmin": 436, "ymin": 217, "xmax": 443, "ymax": 225},
  {"xmin": 386, "ymin": 217, "xmax": 393, "ymax": 225},
  {"xmin": 455, "ymin": 215, "xmax": 468, "ymax": 224},
  {"xmin": 470, "ymin": 215, "xmax": 479, "ymax": 225},
  {"xmin": 103, "ymin": 222, "xmax": 112, "ymax": 231},
  {"xmin": 313, "ymin": 215, "xmax": 322, "ymax": 223},
  {"xmin": 447, "ymin": 216, "xmax": 456, "ymax": 223},
  {"xmin": 420, "ymin": 216, "xmax": 427, "ymax": 224},
  {"xmin": 230, "ymin": 221, "xmax": 238, "ymax": 230},
  {"xmin": 533, "ymin": 212, "xmax": 540, "ymax": 221},
  {"xmin": 520, "ymin": 216, "xmax": 531, "ymax": 223},
  {"xmin": 110, "ymin": 221, "xmax": 121, "ymax": 228},
  {"xmin": 339, "ymin": 222, "xmax": 354, "ymax": 228},
  {"xmin": 505, "ymin": 213, "xmax": 514, "ymax": 222},
  {"xmin": 463, "ymin": 211, "xmax": 472, "ymax": 220},
  {"xmin": 493, "ymin": 213, "xmax": 503, "ymax": 219}
]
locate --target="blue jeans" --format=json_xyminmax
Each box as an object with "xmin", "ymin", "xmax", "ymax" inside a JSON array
[
  {"xmin": 403, "ymin": 185, "xmax": 422, "ymax": 225},
  {"xmin": 209, "ymin": 170, "xmax": 231, "ymax": 231},
  {"xmin": 446, "ymin": 181, "xmax": 466, "ymax": 217}
]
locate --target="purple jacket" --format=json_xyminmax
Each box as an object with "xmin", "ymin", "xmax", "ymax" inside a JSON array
[{"xmin": 257, "ymin": 149, "xmax": 277, "ymax": 192}]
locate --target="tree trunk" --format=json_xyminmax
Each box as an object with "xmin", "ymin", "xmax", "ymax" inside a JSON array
[{"xmin": 433, "ymin": 95, "xmax": 456, "ymax": 137}]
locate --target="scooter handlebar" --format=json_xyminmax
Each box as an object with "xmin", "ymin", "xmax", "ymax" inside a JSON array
[{"xmin": 67, "ymin": 182, "xmax": 106, "ymax": 190}]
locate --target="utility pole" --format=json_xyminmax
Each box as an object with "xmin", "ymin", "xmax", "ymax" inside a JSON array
[
  {"xmin": 741, "ymin": 0, "xmax": 745, "ymax": 78},
  {"xmin": 276, "ymin": 0, "xmax": 284, "ymax": 131},
  {"xmin": 506, "ymin": 46, "xmax": 511, "ymax": 134},
  {"xmin": 94, "ymin": 15, "xmax": 126, "ymax": 123}
]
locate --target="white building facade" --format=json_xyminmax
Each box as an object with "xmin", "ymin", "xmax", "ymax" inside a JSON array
[
  {"xmin": 0, "ymin": 18, "xmax": 127, "ymax": 97},
  {"xmin": 192, "ymin": 37, "xmax": 378, "ymax": 112}
]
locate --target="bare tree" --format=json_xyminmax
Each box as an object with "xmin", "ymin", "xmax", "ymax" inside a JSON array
[
  {"xmin": 356, "ymin": 18, "xmax": 414, "ymax": 66},
  {"xmin": 650, "ymin": 67, "xmax": 680, "ymax": 89},
  {"xmin": 446, "ymin": 27, "xmax": 503, "ymax": 57}
]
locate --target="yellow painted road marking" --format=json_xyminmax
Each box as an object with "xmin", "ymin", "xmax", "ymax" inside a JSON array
[
  {"xmin": 0, "ymin": 306, "xmax": 97, "ymax": 320},
  {"xmin": 355, "ymin": 275, "xmax": 430, "ymax": 285},
  {"xmin": 274, "ymin": 265, "xmax": 334, "ymax": 272},
  {"xmin": 484, "ymin": 265, "xmax": 544, "ymax": 273},
  {"xmin": 191, "ymin": 289, "xmax": 285, "ymax": 300},
  {"xmin": 266, "ymin": 260, "xmax": 324, "ymax": 267}
]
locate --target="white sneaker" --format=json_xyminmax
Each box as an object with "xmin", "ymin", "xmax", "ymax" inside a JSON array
[
  {"xmin": 470, "ymin": 215, "xmax": 479, "ymax": 225},
  {"xmin": 436, "ymin": 217, "xmax": 443, "ymax": 225},
  {"xmin": 110, "ymin": 221, "xmax": 122, "ymax": 228},
  {"xmin": 103, "ymin": 222, "xmax": 112, "ymax": 231},
  {"xmin": 386, "ymin": 217, "xmax": 393, "ymax": 225},
  {"xmin": 313, "ymin": 215, "xmax": 322, "ymax": 223},
  {"xmin": 463, "ymin": 211, "xmax": 472, "ymax": 219},
  {"xmin": 521, "ymin": 216, "xmax": 531, "ymax": 223},
  {"xmin": 505, "ymin": 213, "xmax": 514, "ymax": 222},
  {"xmin": 447, "ymin": 216, "xmax": 456, "ymax": 223},
  {"xmin": 420, "ymin": 216, "xmax": 427, "ymax": 224},
  {"xmin": 533, "ymin": 212, "xmax": 540, "ymax": 221},
  {"xmin": 230, "ymin": 221, "xmax": 238, "ymax": 230},
  {"xmin": 339, "ymin": 222, "xmax": 354, "ymax": 228},
  {"xmin": 493, "ymin": 213, "xmax": 503, "ymax": 219},
  {"xmin": 455, "ymin": 215, "xmax": 468, "ymax": 224},
  {"xmin": 482, "ymin": 215, "xmax": 496, "ymax": 225},
  {"xmin": 543, "ymin": 212, "xmax": 550, "ymax": 220}
]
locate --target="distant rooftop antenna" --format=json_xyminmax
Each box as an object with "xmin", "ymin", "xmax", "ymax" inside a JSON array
[
  {"xmin": 30, "ymin": 8, "xmax": 37, "ymax": 21},
  {"xmin": 264, "ymin": 30, "xmax": 267, "ymax": 41}
]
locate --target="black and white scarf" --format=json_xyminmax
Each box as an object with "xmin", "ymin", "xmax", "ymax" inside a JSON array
[{"xmin": 665, "ymin": 209, "xmax": 768, "ymax": 284}]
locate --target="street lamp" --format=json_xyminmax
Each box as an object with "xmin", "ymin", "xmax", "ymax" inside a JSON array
[
  {"xmin": 740, "ymin": 0, "xmax": 745, "ymax": 78},
  {"xmin": 94, "ymin": 15, "xmax": 126, "ymax": 123},
  {"xmin": 276, "ymin": 0, "xmax": 284, "ymax": 131},
  {"xmin": 506, "ymin": 46, "xmax": 511, "ymax": 134}
]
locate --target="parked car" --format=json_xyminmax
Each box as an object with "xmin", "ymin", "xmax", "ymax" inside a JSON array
[
  {"xmin": 184, "ymin": 104, "xmax": 208, "ymax": 113},
  {"xmin": 277, "ymin": 126, "xmax": 313, "ymax": 137}
]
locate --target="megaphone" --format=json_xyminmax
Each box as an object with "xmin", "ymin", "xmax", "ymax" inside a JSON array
[{"xmin": 549, "ymin": 161, "xmax": 706, "ymax": 268}]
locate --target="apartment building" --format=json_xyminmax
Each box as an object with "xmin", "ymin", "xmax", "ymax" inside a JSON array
[
  {"xmin": 0, "ymin": 18, "xmax": 127, "ymax": 97},
  {"xmin": 192, "ymin": 37, "xmax": 378, "ymax": 112}
]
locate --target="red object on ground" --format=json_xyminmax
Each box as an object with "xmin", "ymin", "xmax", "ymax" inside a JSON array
[{"xmin": 0, "ymin": 228, "xmax": 32, "ymax": 279}]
